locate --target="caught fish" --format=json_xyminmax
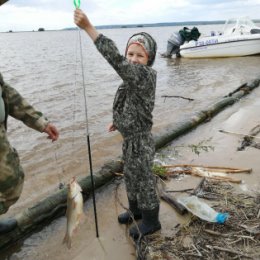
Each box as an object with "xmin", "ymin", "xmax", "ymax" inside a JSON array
[{"xmin": 63, "ymin": 177, "xmax": 84, "ymax": 249}]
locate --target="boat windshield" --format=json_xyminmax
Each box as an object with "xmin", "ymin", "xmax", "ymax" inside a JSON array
[{"xmin": 223, "ymin": 17, "xmax": 257, "ymax": 35}]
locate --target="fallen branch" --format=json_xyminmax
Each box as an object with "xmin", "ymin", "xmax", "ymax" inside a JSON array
[
  {"xmin": 207, "ymin": 245, "xmax": 252, "ymax": 258},
  {"xmin": 219, "ymin": 129, "xmax": 260, "ymax": 140},
  {"xmin": 165, "ymin": 188, "xmax": 193, "ymax": 193},
  {"xmin": 161, "ymin": 95, "xmax": 194, "ymax": 102},
  {"xmin": 160, "ymin": 191, "xmax": 187, "ymax": 215},
  {"xmin": 162, "ymin": 165, "xmax": 245, "ymax": 183},
  {"xmin": 157, "ymin": 180, "xmax": 187, "ymax": 215},
  {"xmin": 162, "ymin": 164, "xmax": 252, "ymax": 173},
  {"xmin": 191, "ymin": 178, "xmax": 206, "ymax": 195},
  {"xmin": 204, "ymin": 229, "xmax": 228, "ymax": 237}
]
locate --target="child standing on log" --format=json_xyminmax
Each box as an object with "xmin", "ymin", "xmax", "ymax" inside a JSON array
[{"xmin": 74, "ymin": 9, "xmax": 161, "ymax": 239}]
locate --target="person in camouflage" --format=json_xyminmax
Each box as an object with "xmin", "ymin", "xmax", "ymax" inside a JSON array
[
  {"xmin": 0, "ymin": 72, "xmax": 59, "ymax": 234},
  {"xmin": 74, "ymin": 9, "xmax": 161, "ymax": 239}
]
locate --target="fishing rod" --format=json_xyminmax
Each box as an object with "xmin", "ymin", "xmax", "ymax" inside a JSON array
[{"xmin": 74, "ymin": 0, "xmax": 99, "ymax": 238}]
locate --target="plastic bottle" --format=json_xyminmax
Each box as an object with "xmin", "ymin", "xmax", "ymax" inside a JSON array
[{"xmin": 177, "ymin": 195, "xmax": 229, "ymax": 224}]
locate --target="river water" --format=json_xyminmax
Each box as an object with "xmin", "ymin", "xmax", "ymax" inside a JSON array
[{"xmin": 0, "ymin": 24, "xmax": 260, "ymax": 259}]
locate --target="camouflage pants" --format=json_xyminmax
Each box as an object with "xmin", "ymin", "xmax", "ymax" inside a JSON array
[
  {"xmin": 122, "ymin": 132, "xmax": 159, "ymax": 211},
  {"xmin": 0, "ymin": 124, "xmax": 24, "ymax": 215}
]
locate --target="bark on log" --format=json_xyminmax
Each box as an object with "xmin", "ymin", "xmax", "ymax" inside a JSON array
[{"xmin": 0, "ymin": 79, "xmax": 259, "ymax": 250}]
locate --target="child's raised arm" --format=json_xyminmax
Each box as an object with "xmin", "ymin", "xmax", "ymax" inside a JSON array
[{"xmin": 74, "ymin": 8, "xmax": 99, "ymax": 42}]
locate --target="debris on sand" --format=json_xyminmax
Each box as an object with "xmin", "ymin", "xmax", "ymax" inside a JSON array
[{"xmin": 136, "ymin": 180, "xmax": 260, "ymax": 260}]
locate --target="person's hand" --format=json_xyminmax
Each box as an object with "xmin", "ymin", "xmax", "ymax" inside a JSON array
[
  {"xmin": 43, "ymin": 123, "xmax": 59, "ymax": 142},
  {"xmin": 107, "ymin": 123, "xmax": 117, "ymax": 132},
  {"xmin": 74, "ymin": 8, "xmax": 99, "ymax": 41},
  {"xmin": 74, "ymin": 8, "xmax": 91, "ymax": 30}
]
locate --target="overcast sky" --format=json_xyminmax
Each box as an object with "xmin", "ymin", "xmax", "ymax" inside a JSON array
[{"xmin": 0, "ymin": 0, "xmax": 259, "ymax": 31}]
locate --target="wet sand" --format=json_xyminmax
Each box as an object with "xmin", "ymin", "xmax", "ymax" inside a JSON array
[{"xmin": 2, "ymin": 79, "xmax": 259, "ymax": 260}]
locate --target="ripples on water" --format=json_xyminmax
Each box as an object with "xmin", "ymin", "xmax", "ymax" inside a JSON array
[{"xmin": 0, "ymin": 25, "xmax": 260, "ymax": 215}]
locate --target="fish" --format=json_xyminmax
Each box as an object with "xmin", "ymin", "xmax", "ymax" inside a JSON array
[{"xmin": 63, "ymin": 177, "xmax": 84, "ymax": 249}]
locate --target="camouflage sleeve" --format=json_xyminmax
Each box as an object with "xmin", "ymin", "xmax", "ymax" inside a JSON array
[
  {"xmin": 3, "ymin": 81, "xmax": 49, "ymax": 132},
  {"xmin": 94, "ymin": 34, "xmax": 154, "ymax": 89}
]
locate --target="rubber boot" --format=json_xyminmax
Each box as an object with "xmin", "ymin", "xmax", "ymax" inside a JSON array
[
  {"xmin": 129, "ymin": 206, "xmax": 161, "ymax": 239},
  {"xmin": 0, "ymin": 218, "xmax": 17, "ymax": 235},
  {"xmin": 118, "ymin": 200, "xmax": 142, "ymax": 224}
]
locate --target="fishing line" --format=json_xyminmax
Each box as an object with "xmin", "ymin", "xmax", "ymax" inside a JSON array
[{"xmin": 74, "ymin": 2, "xmax": 99, "ymax": 238}]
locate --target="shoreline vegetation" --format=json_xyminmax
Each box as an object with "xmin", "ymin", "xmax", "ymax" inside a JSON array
[{"xmin": 2, "ymin": 19, "xmax": 260, "ymax": 33}]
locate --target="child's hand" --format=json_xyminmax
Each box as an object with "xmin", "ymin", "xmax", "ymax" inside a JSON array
[
  {"xmin": 74, "ymin": 8, "xmax": 91, "ymax": 30},
  {"xmin": 74, "ymin": 8, "xmax": 99, "ymax": 42},
  {"xmin": 108, "ymin": 123, "xmax": 117, "ymax": 132}
]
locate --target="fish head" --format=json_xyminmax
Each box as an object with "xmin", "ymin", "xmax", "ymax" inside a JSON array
[{"xmin": 68, "ymin": 177, "xmax": 82, "ymax": 199}]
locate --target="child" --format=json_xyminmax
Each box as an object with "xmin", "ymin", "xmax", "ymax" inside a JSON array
[{"xmin": 74, "ymin": 9, "xmax": 161, "ymax": 239}]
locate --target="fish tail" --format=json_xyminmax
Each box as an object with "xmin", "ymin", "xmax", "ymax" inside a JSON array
[{"xmin": 63, "ymin": 233, "xmax": 72, "ymax": 249}]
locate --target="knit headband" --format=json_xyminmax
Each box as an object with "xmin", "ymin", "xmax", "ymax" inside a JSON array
[{"xmin": 125, "ymin": 32, "xmax": 157, "ymax": 66}]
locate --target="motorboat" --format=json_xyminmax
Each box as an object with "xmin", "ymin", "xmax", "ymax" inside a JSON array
[{"xmin": 179, "ymin": 17, "xmax": 260, "ymax": 58}]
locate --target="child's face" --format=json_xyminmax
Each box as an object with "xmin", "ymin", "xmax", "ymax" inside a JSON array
[{"xmin": 126, "ymin": 44, "xmax": 149, "ymax": 65}]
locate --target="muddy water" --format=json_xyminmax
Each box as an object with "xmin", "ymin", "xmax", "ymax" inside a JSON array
[{"xmin": 0, "ymin": 25, "xmax": 260, "ymax": 259}]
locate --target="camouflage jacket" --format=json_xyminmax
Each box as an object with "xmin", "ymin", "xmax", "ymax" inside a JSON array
[
  {"xmin": 95, "ymin": 34, "xmax": 157, "ymax": 137},
  {"xmin": 0, "ymin": 72, "xmax": 48, "ymax": 132}
]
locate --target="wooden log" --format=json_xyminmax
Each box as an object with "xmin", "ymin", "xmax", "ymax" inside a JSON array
[{"xmin": 154, "ymin": 79, "xmax": 260, "ymax": 149}]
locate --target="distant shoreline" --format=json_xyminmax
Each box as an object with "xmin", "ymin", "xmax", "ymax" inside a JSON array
[
  {"xmin": 65, "ymin": 19, "xmax": 260, "ymax": 30},
  {"xmin": 2, "ymin": 19, "xmax": 260, "ymax": 33}
]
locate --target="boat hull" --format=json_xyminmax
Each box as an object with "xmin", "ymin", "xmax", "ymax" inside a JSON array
[{"xmin": 180, "ymin": 36, "xmax": 260, "ymax": 58}]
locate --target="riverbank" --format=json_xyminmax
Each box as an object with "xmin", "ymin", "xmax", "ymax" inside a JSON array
[
  {"xmin": 1, "ymin": 78, "xmax": 259, "ymax": 260},
  {"xmin": 73, "ymin": 83, "xmax": 260, "ymax": 260}
]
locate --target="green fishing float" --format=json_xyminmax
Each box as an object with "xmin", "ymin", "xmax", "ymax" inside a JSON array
[{"xmin": 74, "ymin": 0, "xmax": 80, "ymax": 8}]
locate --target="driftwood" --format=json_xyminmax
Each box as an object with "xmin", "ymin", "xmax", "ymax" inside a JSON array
[
  {"xmin": 219, "ymin": 129, "xmax": 260, "ymax": 140},
  {"xmin": 160, "ymin": 192, "xmax": 187, "ymax": 215},
  {"xmin": 162, "ymin": 164, "xmax": 251, "ymax": 183},
  {"xmin": 163, "ymin": 164, "xmax": 252, "ymax": 173},
  {"xmin": 161, "ymin": 95, "xmax": 194, "ymax": 102},
  {"xmin": 191, "ymin": 178, "xmax": 206, "ymax": 195},
  {"xmin": 156, "ymin": 179, "xmax": 187, "ymax": 215},
  {"xmin": 236, "ymin": 124, "xmax": 260, "ymax": 151},
  {"xmin": 0, "ymin": 79, "xmax": 260, "ymax": 250}
]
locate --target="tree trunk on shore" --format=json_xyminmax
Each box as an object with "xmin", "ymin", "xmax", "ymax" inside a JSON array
[
  {"xmin": 0, "ymin": 78, "xmax": 259, "ymax": 250},
  {"xmin": 154, "ymin": 78, "xmax": 260, "ymax": 149}
]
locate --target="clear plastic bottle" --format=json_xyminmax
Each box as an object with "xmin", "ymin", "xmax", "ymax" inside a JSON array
[{"xmin": 177, "ymin": 195, "xmax": 229, "ymax": 224}]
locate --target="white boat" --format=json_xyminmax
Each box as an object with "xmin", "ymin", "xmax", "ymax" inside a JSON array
[{"xmin": 179, "ymin": 17, "xmax": 260, "ymax": 58}]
